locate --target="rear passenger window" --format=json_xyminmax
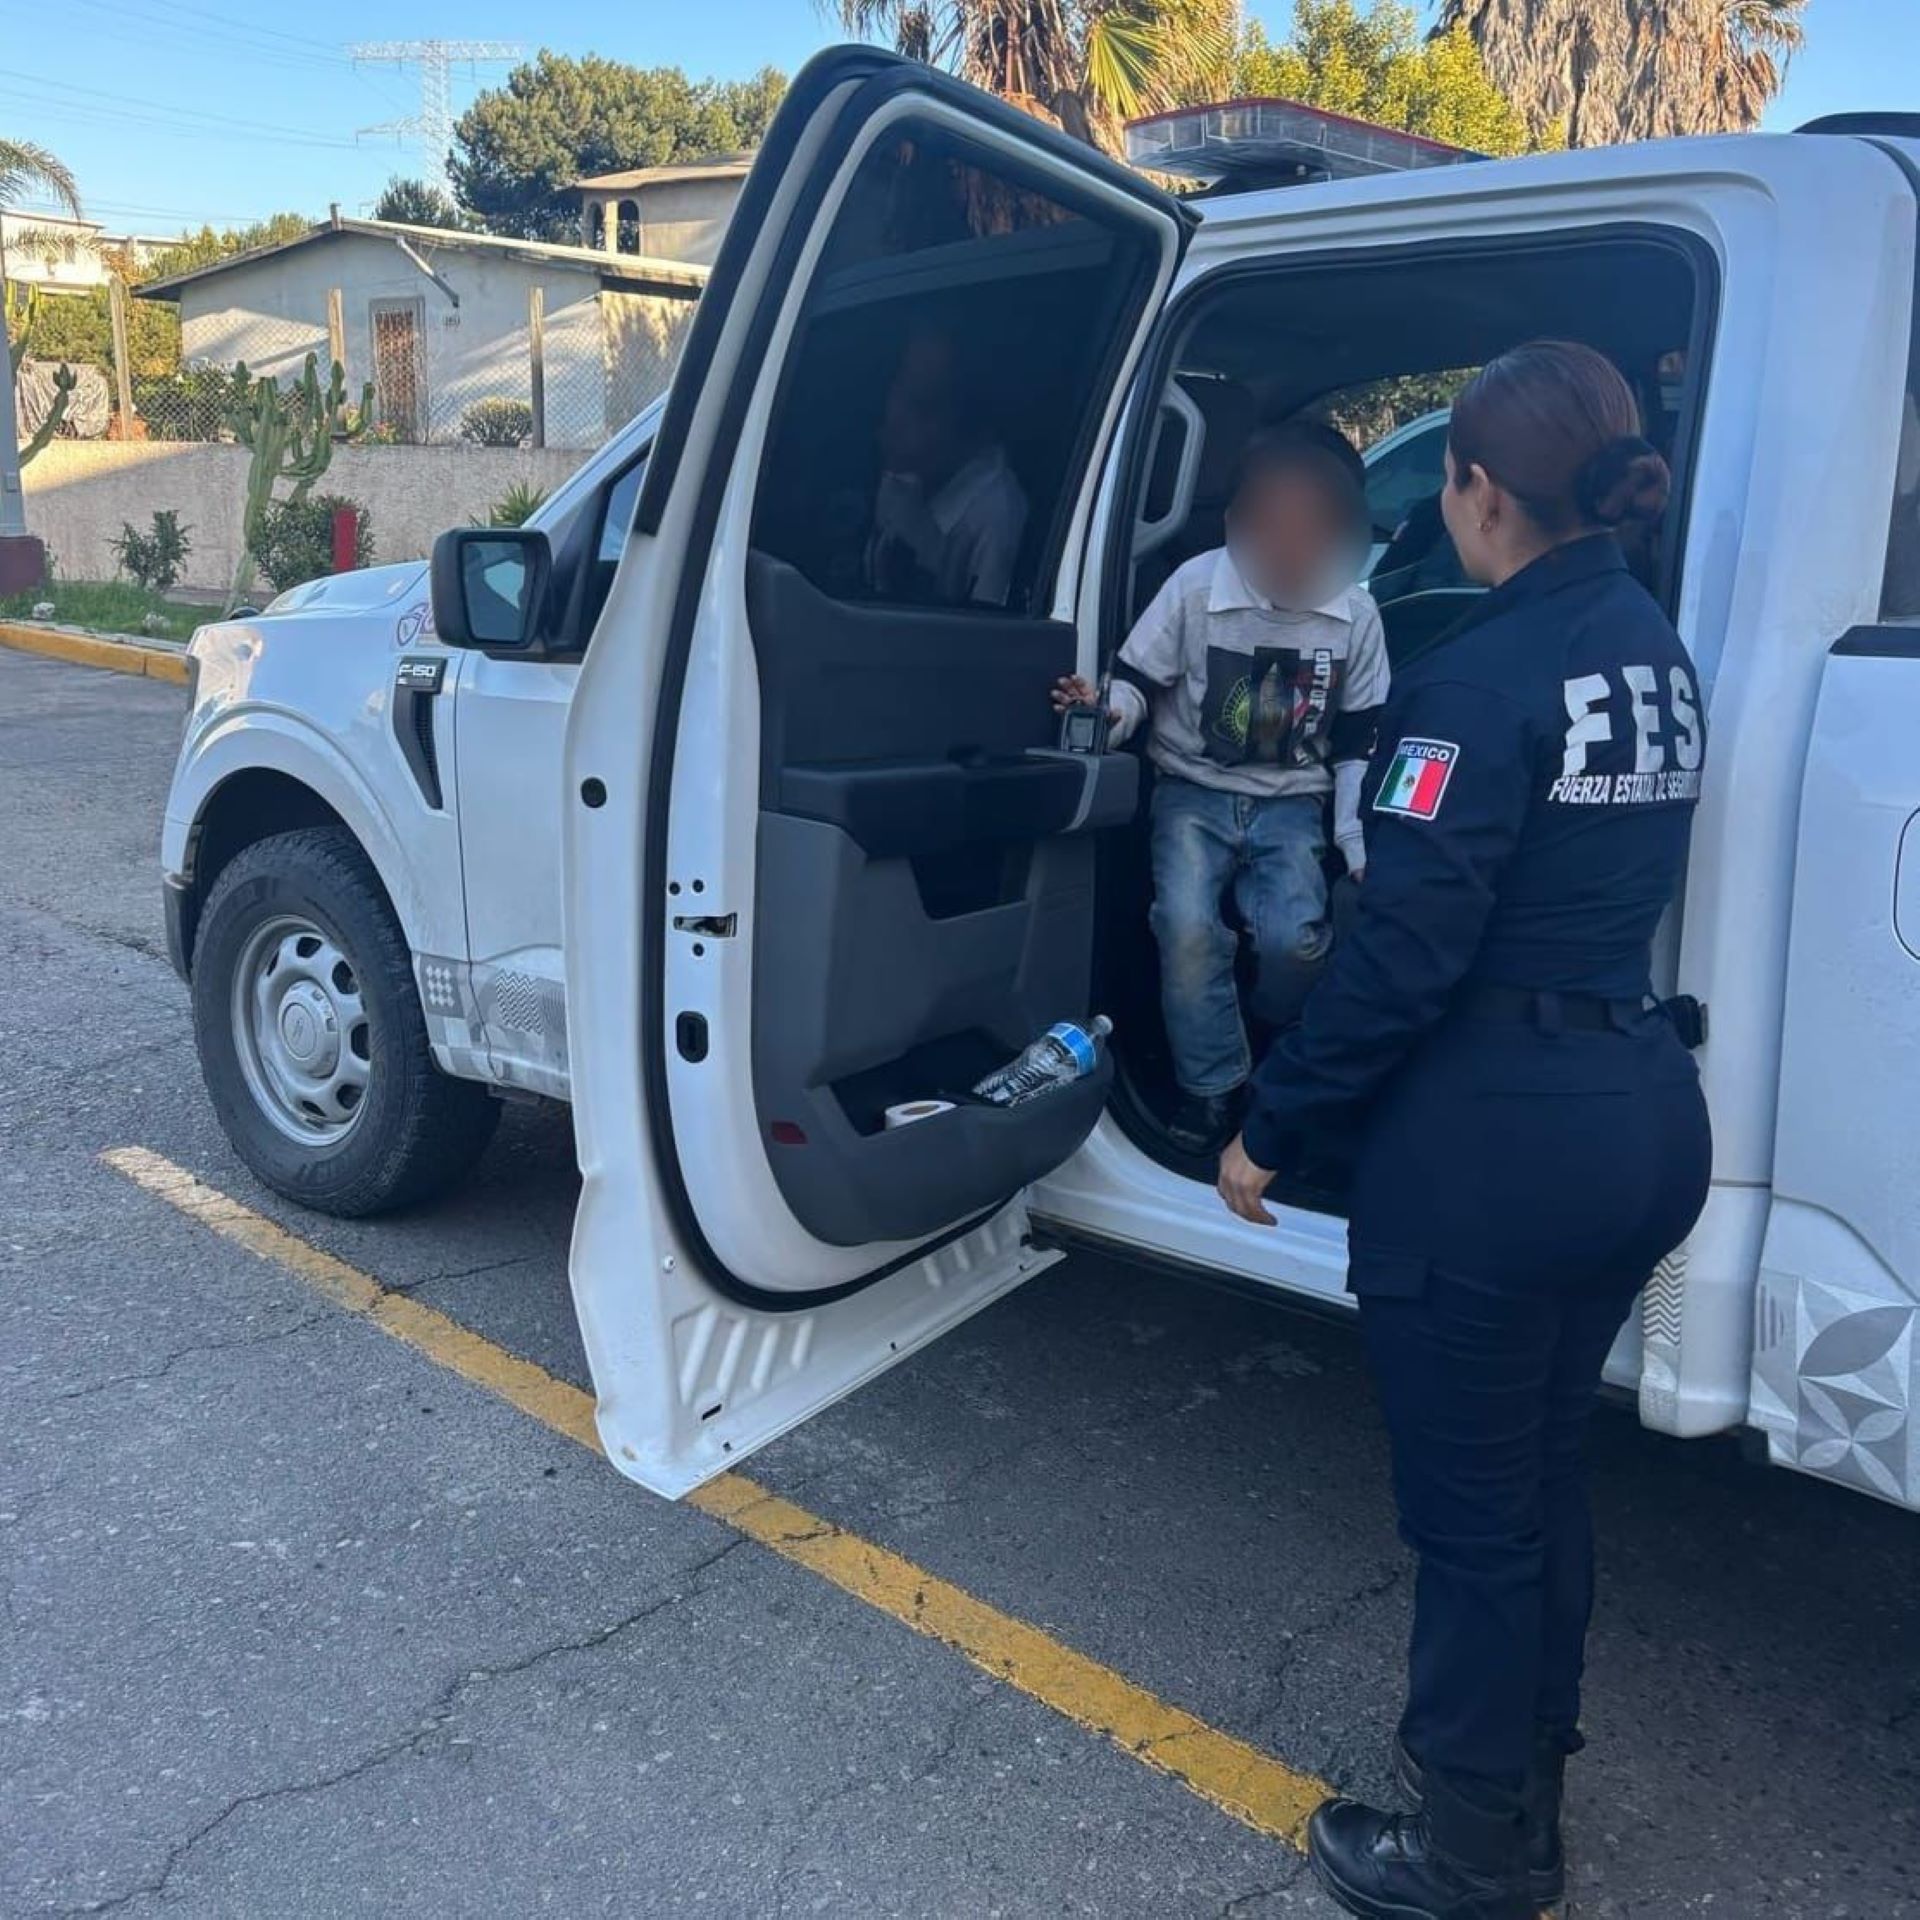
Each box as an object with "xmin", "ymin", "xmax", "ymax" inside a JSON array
[{"xmin": 751, "ymin": 122, "xmax": 1163, "ymax": 615}]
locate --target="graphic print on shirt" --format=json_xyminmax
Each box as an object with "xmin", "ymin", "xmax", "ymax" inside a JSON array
[
  {"xmin": 1201, "ymin": 644, "xmax": 1341, "ymax": 770},
  {"xmin": 1549, "ymin": 661, "xmax": 1705, "ymax": 807}
]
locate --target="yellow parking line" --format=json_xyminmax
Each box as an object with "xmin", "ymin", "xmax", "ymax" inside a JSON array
[{"xmin": 102, "ymin": 1145, "xmax": 1331, "ymax": 1848}]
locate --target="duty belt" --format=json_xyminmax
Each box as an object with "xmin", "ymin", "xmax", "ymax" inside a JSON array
[{"xmin": 1460, "ymin": 984, "xmax": 1708, "ymax": 1047}]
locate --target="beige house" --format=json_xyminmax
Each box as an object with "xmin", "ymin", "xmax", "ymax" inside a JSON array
[
  {"xmin": 0, "ymin": 212, "xmax": 170, "ymax": 292},
  {"xmin": 570, "ymin": 158, "xmax": 750, "ymax": 268},
  {"xmin": 136, "ymin": 214, "xmax": 709, "ymax": 451}
]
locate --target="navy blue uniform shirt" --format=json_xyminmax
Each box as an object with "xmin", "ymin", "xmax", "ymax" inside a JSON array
[{"xmin": 1241, "ymin": 534, "xmax": 1705, "ymax": 1171}]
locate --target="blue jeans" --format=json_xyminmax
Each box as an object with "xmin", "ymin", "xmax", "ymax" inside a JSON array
[{"xmin": 1148, "ymin": 778, "xmax": 1331, "ymax": 1097}]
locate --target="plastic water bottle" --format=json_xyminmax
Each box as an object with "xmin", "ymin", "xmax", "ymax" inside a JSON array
[{"xmin": 973, "ymin": 1016, "xmax": 1113, "ymax": 1107}]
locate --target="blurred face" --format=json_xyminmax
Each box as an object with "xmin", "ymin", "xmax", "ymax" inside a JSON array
[
  {"xmin": 1226, "ymin": 465, "xmax": 1356, "ymax": 609},
  {"xmin": 1441, "ymin": 443, "xmax": 1504, "ymax": 585},
  {"xmin": 879, "ymin": 334, "xmax": 966, "ymax": 480}
]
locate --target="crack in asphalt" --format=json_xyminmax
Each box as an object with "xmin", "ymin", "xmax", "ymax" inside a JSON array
[
  {"xmin": 377, "ymin": 1255, "xmax": 536, "ymax": 1297},
  {"xmin": 1244, "ymin": 1559, "xmax": 1410, "ymax": 1737},
  {"xmin": 57, "ymin": 1532, "xmax": 754, "ymax": 1917},
  {"xmin": 769, "ymin": 1687, "xmax": 1000, "ymax": 1916},
  {"xmin": 1219, "ymin": 1854, "xmax": 1312, "ymax": 1915},
  {"xmin": 0, "ymin": 1032, "xmax": 189, "ymax": 1112},
  {"xmin": 44, "ymin": 1314, "xmax": 332, "ymax": 1407}
]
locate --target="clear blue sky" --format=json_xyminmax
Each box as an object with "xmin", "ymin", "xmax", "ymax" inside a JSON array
[{"xmin": 5, "ymin": 0, "xmax": 1914, "ymax": 234}]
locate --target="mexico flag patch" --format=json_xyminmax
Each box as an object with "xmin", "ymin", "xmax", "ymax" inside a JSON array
[{"xmin": 1375, "ymin": 738, "xmax": 1458, "ymax": 819}]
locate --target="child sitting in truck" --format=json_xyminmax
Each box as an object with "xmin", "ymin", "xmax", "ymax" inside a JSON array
[{"xmin": 1054, "ymin": 423, "xmax": 1389, "ymax": 1157}]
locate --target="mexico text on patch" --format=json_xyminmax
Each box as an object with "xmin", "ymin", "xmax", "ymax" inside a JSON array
[{"xmin": 1375, "ymin": 738, "xmax": 1458, "ymax": 819}]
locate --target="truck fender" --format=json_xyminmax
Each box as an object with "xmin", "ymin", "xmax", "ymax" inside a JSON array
[{"xmin": 166, "ymin": 709, "xmax": 461, "ymax": 963}]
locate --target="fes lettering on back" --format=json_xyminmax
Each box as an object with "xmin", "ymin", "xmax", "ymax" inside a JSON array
[{"xmin": 1375, "ymin": 738, "xmax": 1458, "ymax": 819}]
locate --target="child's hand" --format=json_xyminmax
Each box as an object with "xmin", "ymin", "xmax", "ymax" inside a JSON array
[{"xmin": 1051, "ymin": 674, "xmax": 1103, "ymax": 714}]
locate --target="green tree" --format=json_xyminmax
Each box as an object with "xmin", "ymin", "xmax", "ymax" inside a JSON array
[
  {"xmin": 836, "ymin": 0, "xmax": 1235, "ymax": 149},
  {"xmin": 149, "ymin": 212, "xmax": 313, "ymax": 280},
  {"xmin": 3, "ymin": 265, "xmax": 178, "ymax": 377},
  {"xmin": 373, "ymin": 176, "xmax": 466, "ymax": 228},
  {"xmin": 1236, "ymin": 0, "xmax": 1543, "ymax": 157},
  {"xmin": 449, "ymin": 54, "xmax": 788, "ymax": 240}
]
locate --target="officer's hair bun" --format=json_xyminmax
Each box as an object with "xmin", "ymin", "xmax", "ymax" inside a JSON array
[{"xmin": 1576, "ymin": 436, "xmax": 1671, "ymax": 528}]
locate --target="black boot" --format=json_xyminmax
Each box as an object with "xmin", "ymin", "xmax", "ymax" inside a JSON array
[
  {"xmin": 1308, "ymin": 1767, "xmax": 1534, "ymax": 1920},
  {"xmin": 1165, "ymin": 1089, "xmax": 1240, "ymax": 1157},
  {"xmin": 1393, "ymin": 1728, "xmax": 1574, "ymax": 1907}
]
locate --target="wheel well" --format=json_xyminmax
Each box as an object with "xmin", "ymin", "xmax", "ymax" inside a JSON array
[{"xmin": 179, "ymin": 770, "xmax": 351, "ymax": 972}]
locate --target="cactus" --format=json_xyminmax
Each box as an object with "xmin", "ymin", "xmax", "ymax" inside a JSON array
[
  {"xmin": 17, "ymin": 361, "xmax": 75, "ymax": 466},
  {"xmin": 6, "ymin": 285, "xmax": 76, "ymax": 467},
  {"xmin": 223, "ymin": 353, "xmax": 375, "ymax": 609}
]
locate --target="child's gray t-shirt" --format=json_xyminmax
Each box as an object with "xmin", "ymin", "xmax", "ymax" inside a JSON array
[{"xmin": 1111, "ymin": 547, "xmax": 1390, "ymax": 800}]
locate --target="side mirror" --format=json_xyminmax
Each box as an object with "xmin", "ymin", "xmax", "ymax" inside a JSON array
[{"xmin": 430, "ymin": 527, "xmax": 553, "ymax": 651}]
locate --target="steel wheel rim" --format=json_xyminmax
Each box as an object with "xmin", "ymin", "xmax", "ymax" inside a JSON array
[{"xmin": 229, "ymin": 913, "xmax": 372, "ymax": 1146}]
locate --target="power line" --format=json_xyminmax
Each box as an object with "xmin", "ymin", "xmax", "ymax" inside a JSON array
[
  {"xmin": 347, "ymin": 39, "xmax": 526, "ymax": 191},
  {"xmin": 0, "ymin": 72, "xmax": 367, "ymax": 149}
]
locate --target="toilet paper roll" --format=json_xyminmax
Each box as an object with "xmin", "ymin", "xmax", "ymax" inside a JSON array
[{"xmin": 883, "ymin": 1098, "xmax": 956, "ymax": 1130}]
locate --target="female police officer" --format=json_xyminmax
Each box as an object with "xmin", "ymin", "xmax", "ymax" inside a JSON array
[{"xmin": 1217, "ymin": 341, "xmax": 1712, "ymax": 1920}]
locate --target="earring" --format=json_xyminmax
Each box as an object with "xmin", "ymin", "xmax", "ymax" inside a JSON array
[{"xmin": 1478, "ymin": 517, "xmax": 1493, "ymax": 534}]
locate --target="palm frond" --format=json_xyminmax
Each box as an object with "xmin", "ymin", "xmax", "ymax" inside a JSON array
[
  {"xmin": 1082, "ymin": 9, "xmax": 1165, "ymax": 120},
  {"xmin": 1724, "ymin": 0, "xmax": 1807, "ymax": 58},
  {"xmin": 0, "ymin": 137, "xmax": 81, "ymax": 217}
]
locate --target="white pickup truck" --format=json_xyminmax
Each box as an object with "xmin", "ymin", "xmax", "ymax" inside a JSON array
[{"xmin": 163, "ymin": 54, "xmax": 1920, "ymax": 1509}]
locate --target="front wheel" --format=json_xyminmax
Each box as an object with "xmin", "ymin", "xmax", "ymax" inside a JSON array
[{"xmin": 191, "ymin": 826, "xmax": 499, "ymax": 1216}]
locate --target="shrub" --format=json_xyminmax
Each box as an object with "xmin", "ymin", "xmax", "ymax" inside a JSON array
[
  {"xmin": 459, "ymin": 397, "xmax": 533, "ymax": 448},
  {"xmin": 249, "ymin": 494, "xmax": 374, "ymax": 592},
  {"xmin": 131, "ymin": 364, "xmax": 249, "ymax": 443},
  {"xmin": 110, "ymin": 509, "xmax": 193, "ymax": 592},
  {"xmin": 475, "ymin": 480, "xmax": 550, "ymax": 528}
]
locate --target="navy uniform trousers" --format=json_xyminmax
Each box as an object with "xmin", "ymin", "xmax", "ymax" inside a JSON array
[{"xmin": 1345, "ymin": 998, "xmax": 1711, "ymax": 1787}]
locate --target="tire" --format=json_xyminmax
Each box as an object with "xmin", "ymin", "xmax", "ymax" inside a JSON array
[{"xmin": 191, "ymin": 826, "xmax": 499, "ymax": 1216}]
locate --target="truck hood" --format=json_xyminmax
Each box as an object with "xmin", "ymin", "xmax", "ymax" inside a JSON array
[{"xmin": 261, "ymin": 561, "xmax": 430, "ymax": 622}]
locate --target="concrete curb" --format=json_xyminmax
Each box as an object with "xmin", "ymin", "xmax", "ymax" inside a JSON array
[{"xmin": 0, "ymin": 620, "xmax": 191, "ymax": 685}]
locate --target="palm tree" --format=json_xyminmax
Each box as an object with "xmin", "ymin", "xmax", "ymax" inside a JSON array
[
  {"xmin": 1434, "ymin": 0, "xmax": 1808, "ymax": 147},
  {"xmin": 1, "ymin": 137, "xmax": 82, "ymax": 523},
  {"xmin": 0, "ymin": 137, "xmax": 82, "ymax": 217},
  {"xmin": 1711, "ymin": 0, "xmax": 1808, "ymax": 130},
  {"xmin": 831, "ymin": 0, "xmax": 1236, "ymax": 149}
]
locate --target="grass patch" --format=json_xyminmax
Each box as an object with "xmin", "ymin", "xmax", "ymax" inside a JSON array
[{"xmin": 0, "ymin": 579, "xmax": 202, "ymax": 644}]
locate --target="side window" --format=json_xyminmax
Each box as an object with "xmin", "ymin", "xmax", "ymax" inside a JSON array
[
  {"xmin": 579, "ymin": 452, "xmax": 650, "ymax": 636},
  {"xmin": 1363, "ymin": 418, "xmax": 1451, "ymax": 535},
  {"xmin": 597, "ymin": 455, "xmax": 649, "ymax": 567},
  {"xmin": 750, "ymin": 123, "xmax": 1163, "ymax": 616},
  {"xmin": 1306, "ymin": 374, "xmax": 1473, "ymax": 533},
  {"xmin": 1886, "ymin": 273, "xmax": 1920, "ymax": 616}
]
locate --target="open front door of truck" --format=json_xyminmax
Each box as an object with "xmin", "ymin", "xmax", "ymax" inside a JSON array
[{"xmin": 562, "ymin": 48, "xmax": 1189, "ymax": 1495}]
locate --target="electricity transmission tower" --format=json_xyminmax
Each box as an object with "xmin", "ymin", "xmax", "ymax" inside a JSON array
[{"xmin": 349, "ymin": 39, "xmax": 525, "ymax": 191}]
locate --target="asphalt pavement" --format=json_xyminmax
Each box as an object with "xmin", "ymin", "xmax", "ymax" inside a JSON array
[{"xmin": 3, "ymin": 644, "xmax": 1917, "ymax": 1918}]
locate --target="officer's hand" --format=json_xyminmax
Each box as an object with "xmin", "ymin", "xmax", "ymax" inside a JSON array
[{"xmin": 1218, "ymin": 1134, "xmax": 1278, "ymax": 1227}]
